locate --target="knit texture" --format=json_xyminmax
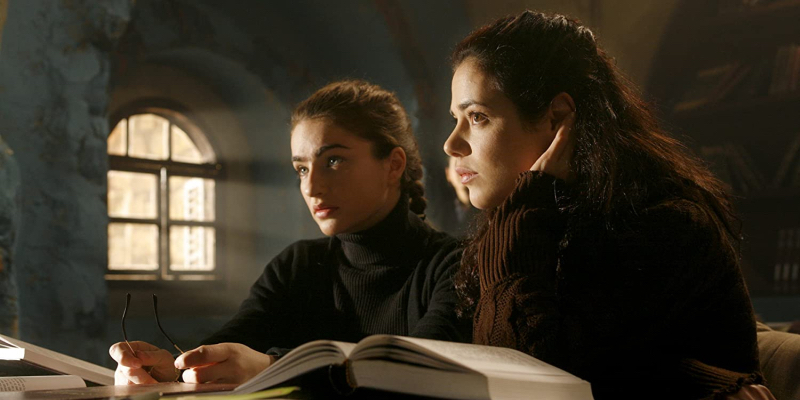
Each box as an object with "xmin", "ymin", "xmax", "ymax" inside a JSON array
[
  {"xmin": 473, "ymin": 171, "xmax": 761, "ymax": 400},
  {"xmin": 202, "ymin": 198, "xmax": 468, "ymax": 354}
]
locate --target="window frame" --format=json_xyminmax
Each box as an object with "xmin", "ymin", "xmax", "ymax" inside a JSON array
[{"xmin": 106, "ymin": 103, "xmax": 224, "ymax": 282}]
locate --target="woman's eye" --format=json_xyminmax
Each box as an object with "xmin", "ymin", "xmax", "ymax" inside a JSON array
[
  {"xmin": 469, "ymin": 112, "xmax": 487, "ymax": 125},
  {"xmin": 327, "ymin": 157, "xmax": 342, "ymax": 167},
  {"xmin": 295, "ymin": 166, "xmax": 308, "ymax": 176}
]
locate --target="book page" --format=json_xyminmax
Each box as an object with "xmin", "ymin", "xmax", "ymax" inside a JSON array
[
  {"xmin": 366, "ymin": 336, "xmax": 579, "ymax": 378},
  {"xmin": 0, "ymin": 336, "xmax": 20, "ymax": 350},
  {"xmin": 232, "ymin": 340, "xmax": 355, "ymax": 395},
  {"xmin": 0, "ymin": 375, "xmax": 85, "ymax": 392}
]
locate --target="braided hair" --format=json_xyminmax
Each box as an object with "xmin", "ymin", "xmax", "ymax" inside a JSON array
[{"xmin": 291, "ymin": 80, "xmax": 427, "ymax": 215}]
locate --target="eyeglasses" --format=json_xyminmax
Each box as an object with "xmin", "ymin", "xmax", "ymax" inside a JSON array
[{"xmin": 122, "ymin": 293, "xmax": 185, "ymax": 359}]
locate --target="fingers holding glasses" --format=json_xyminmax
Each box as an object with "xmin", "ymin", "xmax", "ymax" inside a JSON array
[
  {"xmin": 180, "ymin": 362, "xmax": 230, "ymax": 384},
  {"xmin": 133, "ymin": 347, "xmax": 178, "ymax": 382},
  {"xmin": 176, "ymin": 343, "xmax": 274, "ymax": 384},
  {"xmin": 116, "ymin": 364, "xmax": 159, "ymax": 385},
  {"xmin": 110, "ymin": 341, "xmax": 175, "ymax": 385},
  {"xmin": 110, "ymin": 341, "xmax": 148, "ymax": 368}
]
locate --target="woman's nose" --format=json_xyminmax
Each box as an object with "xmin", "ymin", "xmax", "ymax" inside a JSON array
[
  {"xmin": 301, "ymin": 168, "xmax": 326, "ymax": 197},
  {"xmin": 443, "ymin": 124, "xmax": 471, "ymax": 158}
]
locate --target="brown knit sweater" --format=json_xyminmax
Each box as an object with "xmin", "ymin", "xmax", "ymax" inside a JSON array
[{"xmin": 473, "ymin": 171, "xmax": 761, "ymax": 399}]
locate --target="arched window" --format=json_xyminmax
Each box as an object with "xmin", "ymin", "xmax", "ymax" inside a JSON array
[{"xmin": 106, "ymin": 109, "xmax": 222, "ymax": 281}]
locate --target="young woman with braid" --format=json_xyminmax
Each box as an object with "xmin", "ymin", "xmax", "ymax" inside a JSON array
[
  {"xmin": 446, "ymin": 11, "xmax": 773, "ymax": 400},
  {"xmin": 109, "ymin": 80, "xmax": 466, "ymax": 384}
]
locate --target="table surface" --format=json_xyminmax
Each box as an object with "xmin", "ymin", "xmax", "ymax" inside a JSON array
[{"xmin": 0, "ymin": 382, "xmax": 238, "ymax": 400}]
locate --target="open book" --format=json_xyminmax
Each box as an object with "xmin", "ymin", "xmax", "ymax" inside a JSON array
[
  {"xmin": 232, "ymin": 335, "xmax": 594, "ymax": 400},
  {"xmin": 0, "ymin": 333, "xmax": 114, "ymax": 386}
]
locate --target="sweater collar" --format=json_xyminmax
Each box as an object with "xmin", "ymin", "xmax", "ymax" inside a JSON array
[{"xmin": 335, "ymin": 196, "xmax": 422, "ymax": 266}]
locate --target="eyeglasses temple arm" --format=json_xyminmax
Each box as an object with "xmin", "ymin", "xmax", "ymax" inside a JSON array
[{"xmin": 152, "ymin": 294, "xmax": 184, "ymax": 354}]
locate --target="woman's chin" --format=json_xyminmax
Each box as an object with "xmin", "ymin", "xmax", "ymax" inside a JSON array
[
  {"xmin": 470, "ymin": 191, "xmax": 507, "ymax": 210},
  {"xmin": 468, "ymin": 192, "xmax": 491, "ymax": 210},
  {"xmin": 316, "ymin": 220, "xmax": 342, "ymax": 236}
]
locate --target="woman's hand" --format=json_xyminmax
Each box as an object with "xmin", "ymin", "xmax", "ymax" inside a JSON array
[
  {"xmin": 109, "ymin": 341, "xmax": 178, "ymax": 385},
  {"xmin": 530, "ymin": 112, "xmax": 575, "ymax": 182},
  {"xmin": 175, "ymin": 343, "xmax": 275, "ymax": 384}
]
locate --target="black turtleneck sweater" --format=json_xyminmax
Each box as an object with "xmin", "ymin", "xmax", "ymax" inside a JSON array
[{"xmin": 201, "ymin": 199, "xmax": 467, "ymax": 353}]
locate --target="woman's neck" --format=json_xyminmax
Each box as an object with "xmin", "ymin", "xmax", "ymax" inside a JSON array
[{"xmin": 336, "ymin": 192, "xmax": 421, "ymax": 266}]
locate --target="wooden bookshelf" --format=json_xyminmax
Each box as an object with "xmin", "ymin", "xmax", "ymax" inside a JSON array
[{"xmin": 648, "ymin": 0, "xmax": 800, "ymax": 296}]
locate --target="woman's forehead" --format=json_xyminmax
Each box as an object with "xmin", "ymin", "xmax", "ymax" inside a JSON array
[{"xmin": 291, "ymin": 119, "xmax": 370, "ymax": 157}]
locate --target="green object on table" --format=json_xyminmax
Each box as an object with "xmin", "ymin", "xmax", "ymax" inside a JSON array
[{"xmin": 163, "ymin": 386, "xmax": 300, "ymax": 400}]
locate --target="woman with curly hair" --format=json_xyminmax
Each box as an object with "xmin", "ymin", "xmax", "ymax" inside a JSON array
[{"xmin": 446, "ymin": 11, "xmax": 771, "ymax": 399}]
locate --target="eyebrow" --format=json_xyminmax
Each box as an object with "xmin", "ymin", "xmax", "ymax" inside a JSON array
[
  {"xmin": 451, "ymin": 100, "xmax": 489, "ymax": 115},
  {"xmin": 291, "ymin": 143, "xmax": 350, "ymax": 162}
]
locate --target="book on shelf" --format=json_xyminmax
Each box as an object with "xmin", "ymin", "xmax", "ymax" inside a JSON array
[
  {"xmin": 773, "ymin": 134, "xmax": 800, "ymax": 187},
  {"xmin": 772, "ymin": 228, "xmax": 800, "ymax": 294},
  {"xmin": 728, "ymin": 144, "xmax": 766, "ymax": 192},
  {"xmin": 782, "ymin": 229, "xmax": 794, "ymax": 294},
  {"xmin": 733, "ymin": 59, "xmax": 773, "ymax": 100},
  {"xmin": 674, "ymin": 63, "xmax": 740, "ymax": 111},
  {"xmin": 701, "ymin": 146, "xmax": 735, "ymax": 190},
  {"xmin": 0, "ymin": 333, "xmax": 114, "ymax": 386},
  {"xmin": 715, "ymin": 64, "xmax": 752, "ymax": 102},
  {"xmin": 227, "ymin": 334, "xmax": 594, "ymax": 400},
  {"xmin": 769, "ymin": 44, "xmax": 800, "ymax": 95},
  {"xmin": 676, "ymin": 43, "xmax": 800, "ymax": 112},
  {"xmin": 793, "ymin": 228, "xmax": 800, "ymax": 293},
  {"xmin": 700, "ymin": 143, "xmax": 765, "ymax": 194},
  {"xmin": 774, "ymin": 229, "xmax": 787, "ymax": 294}
]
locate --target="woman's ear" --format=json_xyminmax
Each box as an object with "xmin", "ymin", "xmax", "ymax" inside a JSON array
[
  {"xmin": 387, "ymin": 147, "xmax": 407, "ymax": 184},
  {"xmin": 548, "ymin": 92, "xmax": 576, "ymax": 131}
]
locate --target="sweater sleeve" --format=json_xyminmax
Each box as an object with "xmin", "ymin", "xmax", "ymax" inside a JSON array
[
  {"xmin": 477, "ymin": 171, "xmax": 565, "ymax": 290},
  {"xmin": 473, "ymin": 172, "xmax": 761, "ymax": 398},
  {"xmin": 409, "ymin": 243, "xmax": 471, "ymax": 343},
  {"xmin": 473, "ymin": 171, "xmax": 566, "ymax": 363},
  {"xmin": 200, "ymin": 244, "xmax": 300, "ymax": 352}
]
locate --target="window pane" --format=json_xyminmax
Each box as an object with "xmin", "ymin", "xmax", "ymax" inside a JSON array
[
  {"xmin": 169, "ymin": 177, "xmax": 215, "ymax": 221},
  {"xmin": 128, "ymin": 114, "xmax": 168, "ymax": 160},
  {"xmin": 108, "ymin": 119, "xmax": 127, "ymax": 156},
  {"xmin": 171, "ymin": 125, "xmax": 204, "ymax": 164},
  {"xmin": 108, "ymin": 171, "xmax": 158, "ymax": 219},
  {"xmin": 170, "ymin": 226, "xmax": 215, "ymax": 271},
  {"xmin": 108, "ymin": 223, "xmax": 159, "ymax": 271}
]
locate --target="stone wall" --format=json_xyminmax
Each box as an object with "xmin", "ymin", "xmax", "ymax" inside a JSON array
[
  {"xmin": 0, "ymin": 0, "xmax": 132, "ymax": 363},
  {"xmin": 0, "ymin": 136, "xmax": 19, "ymax": 335}
]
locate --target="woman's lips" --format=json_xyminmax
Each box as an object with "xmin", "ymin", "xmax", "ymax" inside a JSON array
[
  {"xmin": 314, "ymin": 206, "xmax": 339, "ymax": 218},
  {"xmin": 455, "ymin": 167, "xmax": 478, "ymax": 184}
]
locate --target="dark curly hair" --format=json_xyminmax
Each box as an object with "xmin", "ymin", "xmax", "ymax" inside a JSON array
[{"xmin": 452, "ymin": 11, "xmax": 740, "ymax": 318}]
